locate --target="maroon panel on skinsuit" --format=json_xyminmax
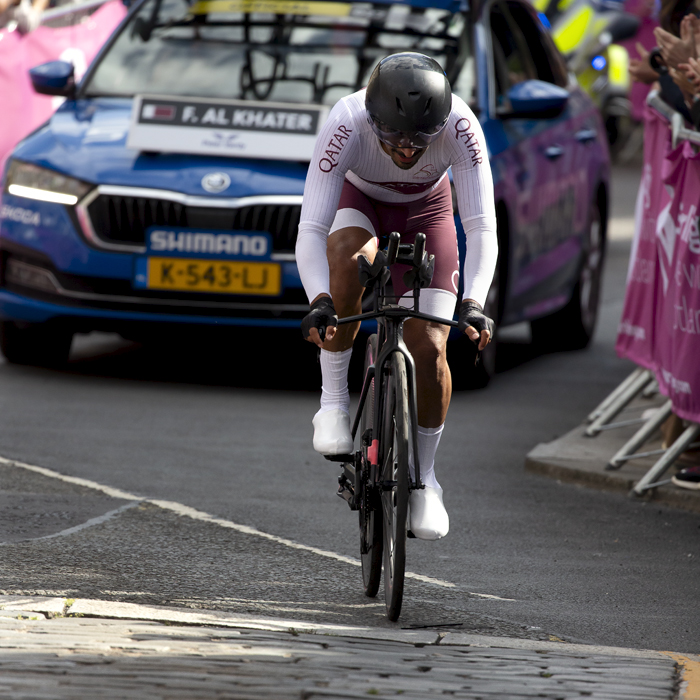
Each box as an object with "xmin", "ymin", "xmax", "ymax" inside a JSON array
[{"xmin": 336, "ymin": 178, "xmax": 459, "ymax": 298}]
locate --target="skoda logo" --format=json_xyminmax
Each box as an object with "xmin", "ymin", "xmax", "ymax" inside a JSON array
[{"xmin": 201, "ymin": 172, "xmax": 231, "ymax": 193}]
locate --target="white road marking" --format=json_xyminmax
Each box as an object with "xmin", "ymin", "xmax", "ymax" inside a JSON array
[
  {"xmin": 0, "ymin": 456, "xmax": 517, "ymax": 599},
  {"xmin": 0, "ymin": 501, "xmax": 141, "ymax": 545},
  {"xmin": 470, "ymin": 592, "xmax": 517, "ymax": 601},
  {"xmin": 0, "ymin": 457, "xmax": 142, "ymax": 501},
  {"xmin": 150, "ymin": 499, "xmax": 455, "ymax": 589}
]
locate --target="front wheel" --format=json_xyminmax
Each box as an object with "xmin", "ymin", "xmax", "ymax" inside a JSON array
[
  {"xmin": 359, "ymin": 334, "xmax": 382, "ymax": 598},
  {"xmin": 381, "ymin": 351, "xmax": 410, "ymax": 621}
]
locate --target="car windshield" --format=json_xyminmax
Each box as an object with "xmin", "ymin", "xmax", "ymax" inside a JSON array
[{"xmin": 82, "ymin": 0, "xmax": 475, "ymax": 106}]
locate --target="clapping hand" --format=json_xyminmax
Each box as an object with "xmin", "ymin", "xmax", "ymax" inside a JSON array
[
  {"xmin": 629, "ymin": 42, "xmax": 660, "ymax": 84},
  {"xmin": 654, "ymin": 15, "xmax": 700, "ymax": 71}
]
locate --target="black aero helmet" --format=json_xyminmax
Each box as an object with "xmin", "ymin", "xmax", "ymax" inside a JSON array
[{"xmin": 365, "ymin": 52, "xmax": 452, "ymax": 149}]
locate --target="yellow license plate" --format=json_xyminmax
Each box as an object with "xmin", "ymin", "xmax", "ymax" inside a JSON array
[{"xmin": 147, "ymin": 257, "xmax": 281, "ymax": 295}]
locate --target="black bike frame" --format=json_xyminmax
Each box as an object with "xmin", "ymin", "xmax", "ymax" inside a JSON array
[{"xmin": 338, "ymin": 236, "xmax": 458, "ymax": 491}]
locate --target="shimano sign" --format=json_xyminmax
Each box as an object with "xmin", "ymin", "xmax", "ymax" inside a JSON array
[{"xmin": 146, "ymin": 227, "xmax": 272, "ymax": 260}]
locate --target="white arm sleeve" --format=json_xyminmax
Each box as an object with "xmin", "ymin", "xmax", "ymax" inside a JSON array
[
  {"xmin": 459, "ymin": 212, "xmax": 498, "ymax": 307},
  {"xmin": 296, "ymin": 100, "xmax": 358, "ymax": 303},
  {"xmin": 296, "ymin": 222, "xmax": 332, "ymax": 303},
  {"xmin": 448, "ymin": 98, "xmax": 498, "ymax": 308}
]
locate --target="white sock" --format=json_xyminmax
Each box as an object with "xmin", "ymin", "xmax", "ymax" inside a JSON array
[
  {"xmin": 318, "ymin": 348, "xmax": 353, "ymax": 415},
  {"xmin": 410, "ymin": 424, "xmax": 444, "ymax": 489}
]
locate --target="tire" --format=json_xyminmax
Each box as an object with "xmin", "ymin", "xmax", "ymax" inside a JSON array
[
  {"xmin": 530, "ymin": 201, "xmax": 605, "ymax": 351},
  {"xmin": 0, "ymin": 321, "xmax": 73, "ymax": 368},
  {"xmin": 359, "ymin": 334, "xmax": 383, "ymax": 598},
  {"xmin": 381, "ymin": 351, "xmax": 410, "ymax": 621}
]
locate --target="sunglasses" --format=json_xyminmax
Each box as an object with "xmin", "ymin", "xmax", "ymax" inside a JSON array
[{"xmin": 369, "ymin": 114, "xmax": 448, "ymax": 150}]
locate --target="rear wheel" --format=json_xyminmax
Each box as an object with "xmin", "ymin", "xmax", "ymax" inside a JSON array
[
  {"xmin": 0, "ymin": 321, "xmax": 73, "ymax": 368},
  {"xmin": 381, "ymin": 352, "xmax": 410, "ymax": 621},
  {"xmin": 531, "ymin": 201, "xmax": 604, "ymax": 351},
  {"xmin": 359, "ymin": 334, "xmax": 382, "ymax": 598}
]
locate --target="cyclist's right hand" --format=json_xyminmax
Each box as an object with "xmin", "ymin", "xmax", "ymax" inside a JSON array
[
  {"xmin": 458, "ymin": 300, "xmax": 494, "ymax": 351},
  {"xmin": 301, "ymin": 295, "xmax": 338, "ymax": 347}
]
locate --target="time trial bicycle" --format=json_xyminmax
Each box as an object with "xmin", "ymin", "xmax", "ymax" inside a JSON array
[{"xmin": 324, "ymin": 231, "xmax": 460, "ymax": 621}]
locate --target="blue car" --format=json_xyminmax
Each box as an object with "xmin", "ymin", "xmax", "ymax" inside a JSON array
[{"xmin": 0, "ymin": 0, "xmax": 609, "ymax": 371}]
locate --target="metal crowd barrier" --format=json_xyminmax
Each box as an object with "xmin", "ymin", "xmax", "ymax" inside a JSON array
[
  {"xmin": 585, "ymin": 368, "xmax": 658, "ymax": 437},
  {"xmin": 647, "ymin": 91, "xmax": 700, "ymax": 148},
  {"xmin": 588, "ymin": 368, "xmax": 700, "ymax": 495}
]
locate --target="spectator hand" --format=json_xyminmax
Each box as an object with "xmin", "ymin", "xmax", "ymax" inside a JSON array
[
  {"xmin": 654, "ymin": 18, "xmax": 696, "ymax": 71},
  {"xmin": 629, "ymin": 42, "xmax": 659, "ymax": 84},
  {"xmin": 13, "ymin": 2, "xmax": 40, "ymax": 32},
  {"xmin": 670, "ymin": 66, "xmax": 696, "ymax": 101},
  {"xmin": 679, "ymin": 56, "xmax": 700, "ymax": 95}
]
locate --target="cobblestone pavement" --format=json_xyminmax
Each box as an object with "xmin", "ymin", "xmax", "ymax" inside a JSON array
[{"xmin": 0, "ymin": 596, "xmax": 692, "ymax": 700}]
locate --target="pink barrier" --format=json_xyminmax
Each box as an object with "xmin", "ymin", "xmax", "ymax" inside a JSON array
[
  {"xmin": 615, "ymin": 105, "xmax": 671, "ymax": 370},
  {"xmin": 0, "ymin": 0, "xmax": 126, "ymax": 174},
  {"xmin": 654, "ymin": 139, "xmax": 700, "ymax": 424},
  {"xmin": 616, "ymin": 103, "xmax": 700, "ymax": 424}
]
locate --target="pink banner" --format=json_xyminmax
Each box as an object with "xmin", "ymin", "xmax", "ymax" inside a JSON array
[
  {"xmin": 615, "ymin": 105, "xmax": 671, "ymax": 370},
  {"xmin": 653, "ymin": 139, "xmax": 700, "ymax": 424},
  {"xmin": 0, "ymin": 0, "xmax": 126, "ymax": 175}
]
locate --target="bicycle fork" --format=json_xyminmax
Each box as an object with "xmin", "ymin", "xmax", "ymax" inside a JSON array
[{"xmin": 373, "ymin": 319, "xmax": 423, "ymax": 493}]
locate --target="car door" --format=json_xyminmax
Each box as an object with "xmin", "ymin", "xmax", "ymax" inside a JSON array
[{"xmin": 487, "ymin": 0, "xmax": 579, "ymax": 323}]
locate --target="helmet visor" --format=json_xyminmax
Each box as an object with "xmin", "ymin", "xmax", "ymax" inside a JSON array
[{"xmin": 368, "ymin": 114, "xmax": 448, "ymax": 150}]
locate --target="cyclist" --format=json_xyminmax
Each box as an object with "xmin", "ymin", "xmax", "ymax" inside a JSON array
[{"xmin": 297, "ymin": 52, "xmax": 497, "ymax": 541}]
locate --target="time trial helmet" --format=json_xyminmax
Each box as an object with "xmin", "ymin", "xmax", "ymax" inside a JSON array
[{"xmin": 365, "ymin": 52, "xmax": 452, "ymax": 150}]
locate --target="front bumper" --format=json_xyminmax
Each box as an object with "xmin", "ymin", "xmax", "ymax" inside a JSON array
[{"xmin": 0, "ymin": 288, "xmax": 304, "ymax": 330}]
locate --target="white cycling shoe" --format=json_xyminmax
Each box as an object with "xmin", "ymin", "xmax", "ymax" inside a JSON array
[
  {"xmin": 312, "ymin": 409, "xmax": 353, "ymax": 455},
  {"xmin": 409, "ymin": 486, "xmax": 449, "ymax": 540}
]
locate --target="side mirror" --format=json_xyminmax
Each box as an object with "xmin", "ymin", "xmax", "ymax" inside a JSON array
[
  {"xmin": 29, "ymin": 60, "xmax": 76, "ymax": 97},
  {"xmin": 506, "ymin": 80, "xmax": 569, "ymax": 117}
]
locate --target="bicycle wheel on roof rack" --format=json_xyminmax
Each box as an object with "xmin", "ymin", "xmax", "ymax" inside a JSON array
[
  {"xmin": 381, "ymin": 351, "xmax": 410, "ymax": 621},
  {"xmin": 359, "ymin": 334, "xmax": 383, "ymax": 598}
]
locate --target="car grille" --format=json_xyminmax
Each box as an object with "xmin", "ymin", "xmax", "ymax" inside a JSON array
[{"xmin": 85, "ymin": 194, "xmax": 302, "ymax": 252}]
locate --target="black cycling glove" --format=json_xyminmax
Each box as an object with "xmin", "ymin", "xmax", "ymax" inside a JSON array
[
  {"xmin": 301, "ymin": 296, "xmax": 338, "ymax": 342},
  {"xmin": 458, "ymin": 300, "xmax": 494, "ymax": 345}
]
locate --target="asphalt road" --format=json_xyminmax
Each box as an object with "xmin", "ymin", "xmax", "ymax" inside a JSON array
[{"xmin": 0, "ymin": 163, "xmax": 698, "ymax": 655}]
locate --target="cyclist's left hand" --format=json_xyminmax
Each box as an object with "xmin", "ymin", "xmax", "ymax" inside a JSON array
[{"xmin": 458, "ymin": 300, "xmax": 494, "ymax": 351}]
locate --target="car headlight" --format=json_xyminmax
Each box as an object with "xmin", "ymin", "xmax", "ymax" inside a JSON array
[{"xmin": 4, "ymin": 160, "xmax": 92, "ymax": 206}]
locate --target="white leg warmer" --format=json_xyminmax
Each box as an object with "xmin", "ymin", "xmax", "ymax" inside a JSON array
[
  {"xmin": 410, "ymin": 423, "xmax": 444, "ymax": 490},
  {"xmin": 319, "ymin": 348, "xmax": 353, "ymax": 414}
]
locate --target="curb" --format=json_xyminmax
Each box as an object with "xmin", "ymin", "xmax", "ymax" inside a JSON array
[
  {"xmin": 525, "ymin": 425, "xmax": 700, "ymax": 516},
  {"xmin": 0, "ymin": 594, "xmax": 693, "ymax": 660},
  {"xmin": 2, "ymin": 595, "xmax": 699, "ymax": 699}
]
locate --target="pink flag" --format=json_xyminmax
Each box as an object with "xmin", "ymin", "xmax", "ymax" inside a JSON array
[
  {"xmin": 653, "ymin": 139, "xmax": 700, "ymax": 424},
  {"xmin": 615, "ymin": 105, "xmax": 672, "ymax": 370},
  {"xmin": 0, "ymin": 0, "xmax": 126, "ymax": 174}
]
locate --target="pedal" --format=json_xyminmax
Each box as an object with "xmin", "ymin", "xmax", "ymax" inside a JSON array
[
  {"xmin": 324, "ymin": 453, "xmax": 354, "ymax": 462},
  {"xmin": 337, "ymin": 474, "xmax": 358, "ymax": 510}
]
